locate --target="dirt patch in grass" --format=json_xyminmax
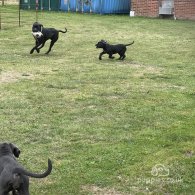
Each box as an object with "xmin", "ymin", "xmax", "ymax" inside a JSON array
[
  {"xmin": 81, "ymin": 185, "xmax": 126, "ymax": 195},
  {"xmin": 130, "ymin": 63, "xmax": 163, "ymax": 78},
  {"xmin": 185, "ymin": 150, "xmax": 194, "ymax": 158},
  {"xmin": 0, "ymin": 71, "xmax": 33, "ymax": 83},
  {"xmin": 2, "ymin": 0, "xmax": 19, "ymax": 5}
]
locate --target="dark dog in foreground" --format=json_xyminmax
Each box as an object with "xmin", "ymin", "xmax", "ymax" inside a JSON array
[
  {"xmin": 96, "ymin": 40, "xmax": 134, "ymax": 60},
  {"xmin": 30, "ymin": 22, "xmax": 67, "ymax": 54},
  {"xmin": 0, "ymin": 142, "xmax": 52, "ymax": 195}
]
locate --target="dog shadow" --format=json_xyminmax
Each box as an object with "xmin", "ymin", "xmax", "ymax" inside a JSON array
[{"xmin": 98, "ymin": 58, "xmax": 134, "ymax": 65}]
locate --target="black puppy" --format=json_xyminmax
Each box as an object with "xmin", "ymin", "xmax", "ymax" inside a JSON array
[
  {"xmin": 30, "ymin": 22, "xmax": 67, "ymax": 54},
  {"xmin": 96, "ymin": 40, "xmax": 134, "ymax": 60},
  {"xmin": 0, "ymin": 142, "xmax": 52, "ymax": 195}
]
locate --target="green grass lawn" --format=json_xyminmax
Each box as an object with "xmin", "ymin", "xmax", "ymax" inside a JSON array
[{"xmin": 0, "ymin": 7, "xmax": 195, "ymax": 194}]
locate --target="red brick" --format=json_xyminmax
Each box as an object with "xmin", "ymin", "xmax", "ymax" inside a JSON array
[{"xmin": 131, "ymin": 0, "xmax": 195, "ymax": 20}]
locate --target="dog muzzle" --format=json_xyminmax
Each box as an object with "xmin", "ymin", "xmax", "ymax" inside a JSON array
[{"xmin": 32, "ymin": 31, "xmax": 43, "ymax": 38}]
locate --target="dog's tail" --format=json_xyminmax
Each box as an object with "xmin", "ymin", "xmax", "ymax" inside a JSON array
[
  {"xmin": 58, "ymin": 27, "xmax": 67, "ymax": 33},
  {"xmin": 13, "ymin": 159, "xmax": 52, "ymax": 178},
  {"xmin": 125, "ymin": 41, "xmax": 134, "ymax": 46}
]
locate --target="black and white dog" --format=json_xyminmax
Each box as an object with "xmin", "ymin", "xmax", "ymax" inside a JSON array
[
  {"xmin": 30, "ymin": 22, "xmax": 67, "ymax": 54},
  {"xmin": 95, "ymin": 40, "xmax": 134, "ymax": 60},
  {"xmin": 0, "ymin": 142, "xmax": 52, "ymax": 195}
]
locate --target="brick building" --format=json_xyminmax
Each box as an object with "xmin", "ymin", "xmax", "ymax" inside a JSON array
[{"xmin": 131, "ymin": 0, "xmax": 195, "ymax": 20}]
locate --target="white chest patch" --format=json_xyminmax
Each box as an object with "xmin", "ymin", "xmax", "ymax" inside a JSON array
[{"xmin": 32, "ymin": 31, "xmax": 43, "ymax": 38}]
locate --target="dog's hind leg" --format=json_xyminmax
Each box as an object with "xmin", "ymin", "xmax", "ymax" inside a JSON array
[
  {"xmin": 17, "ymin": 176, "xmax": 29, "ymax": 195},
  {"xmin": 118, "ymin": 48, "xmax": 126, "ymax": 60},
  {"xmin": 13, "ymin": 190, "xmax": 19, "ymax": 195},
  {"xmin": 118, "ymin": 54, "xmax": 126, "ymax": 60},
  {"xmin": 45, "ymin": 39, "xmax": 57, "ymax": 54},
  {"xmin": 121, "ymin": 54, "xmax": 126, "ymax": 60}
]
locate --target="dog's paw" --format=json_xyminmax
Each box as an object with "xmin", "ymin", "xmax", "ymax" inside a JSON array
[
  {"xmin": 30, "ymin": 50, "xmax": 34, "ymax": 54},
  {"xmin": 45, "ymin": 50, "xmax": 51, "ymax": 54},
  {"xmin": 36, "ymin": 49, "xmax": 40, "ymax": 53}
]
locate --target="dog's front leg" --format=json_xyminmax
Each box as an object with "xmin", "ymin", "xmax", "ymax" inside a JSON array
[
  {"xmin": 30, "ymin": 46, "xmax": 40, "ymax": 54},
  {"xmin": 35, "ymin": 40, "xmax": 41, "ymax": 53},
  {"xmin": 109, "ymin": 53, "xmax": 114, "ymax": 59},
  {"xmin": 30, "ymin": 46, "xmax": 36, "ymax": 54},
  {"xmin": 99, "ymin": 51, "xmax": 106, "ymax": 60},
  {"xmin": 37, "ymin": 41, "xmax": 46, "ymax": 51},
  {"xmin": 30, "ymin": 42, "xmax": 42, "ymax": 54}
]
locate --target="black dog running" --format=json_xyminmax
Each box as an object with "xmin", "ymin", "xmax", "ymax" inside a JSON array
[
  {"xmin": 96, "ymin": 40, "xmax": 134, "ymax": 60},
  {"xmin": 30, "ymin": 22, "xmax": 67, "ymax": 54}
]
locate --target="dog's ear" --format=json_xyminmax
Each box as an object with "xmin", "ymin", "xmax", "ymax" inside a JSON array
[
  {"xmin": 9, "ymin": 143, "xmax": 20, "ymax": 158},
  {"xmin": 40, "ymin": 24, "xmax": 43, "ymax": 32},
  {"xmin": 101, "ymin": 40, "xmax": 107, "ymax": 44}
]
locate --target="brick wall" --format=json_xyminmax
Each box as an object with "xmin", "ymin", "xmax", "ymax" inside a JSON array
[
  {"xmin": 174, "ymin": 0, "xmax": 195, "ymax": 20},
  {"xmin": 131, "ymin": 0, "xmax": 195, "ymax": 20},
  {"xmin": 131, "ymin": 0, "xmax": 159, "ymax": 17}
]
